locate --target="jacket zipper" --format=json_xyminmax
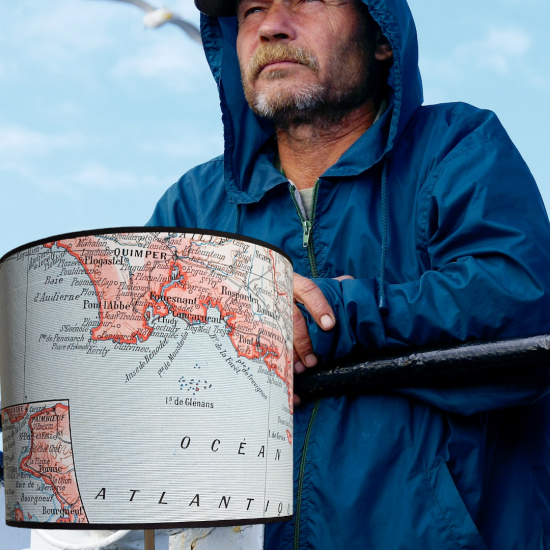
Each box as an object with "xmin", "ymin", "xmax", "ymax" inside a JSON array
[
  {"xmin": 289, "ymin": 181, "xmax": 321, "ymax": 550},
  {"xmin": 289, "ymin": 182, "xmax": 320, "ymax": 278}
]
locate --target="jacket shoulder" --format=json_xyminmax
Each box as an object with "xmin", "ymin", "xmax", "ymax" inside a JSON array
[
  {"xmin": 393, "ymin": 101, "xmax": 528, "ymax": 201},
  {"xmin": 146, "ymin": 156, "xmax": 226, "ymax": 227},
  {"xmin": 399, "ymin": 103, "xmax": 547, "ymax": 257},
  {"xmin": 405, "ymin": 102, "xmax": 518, "ymax": 160},
  {"xmin": 176, "ymin": 154, "xmax": 225, "ymax": 193}
]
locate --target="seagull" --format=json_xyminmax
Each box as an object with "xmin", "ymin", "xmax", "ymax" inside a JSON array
[{"xmin": 95, "ymin": 0, "xmax": 202, "ymax": 44}]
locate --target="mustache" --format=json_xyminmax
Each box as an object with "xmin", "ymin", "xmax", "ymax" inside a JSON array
[{"xmin": 245, "ymin": 44, "xmax": 319, "ymax": 79}]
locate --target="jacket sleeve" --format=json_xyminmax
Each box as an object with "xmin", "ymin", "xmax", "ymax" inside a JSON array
[{"xmin": 302, "ymin": 142, "xmax": 550, "ymax": 415}]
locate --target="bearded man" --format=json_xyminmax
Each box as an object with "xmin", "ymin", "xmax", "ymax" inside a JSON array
[{"xmin": 148, "ymin": 0, "xmax": 550, "ymax": 548}]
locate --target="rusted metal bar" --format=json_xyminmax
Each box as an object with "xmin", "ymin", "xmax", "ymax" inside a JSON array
[{"xmin": 294, "ymin": 334, "xmax": 550, "ymax": 398}]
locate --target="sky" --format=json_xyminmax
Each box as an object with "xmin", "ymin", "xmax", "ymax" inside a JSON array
[
  {"xmin": 0, "ymin": 0, "xmax": 549, "ymax": 260},
  {"xmin": 0, "ymin": 0, "xmax": 548, "ymax": 543}
]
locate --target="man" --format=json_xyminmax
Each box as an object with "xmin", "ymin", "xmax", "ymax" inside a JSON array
[{"xmin": 148, "ymin": 0, "xmax": 550, "ymax": 548}]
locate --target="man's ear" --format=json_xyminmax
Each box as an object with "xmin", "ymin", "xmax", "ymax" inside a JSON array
[{"xmin": 374, "ymin": 31, "xmax": 393, "ymax": 62}]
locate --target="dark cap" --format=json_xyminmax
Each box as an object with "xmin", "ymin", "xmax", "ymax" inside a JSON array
[{"xmin": 194, "ymin": 0, "xmax": 238, "ymax": 17}]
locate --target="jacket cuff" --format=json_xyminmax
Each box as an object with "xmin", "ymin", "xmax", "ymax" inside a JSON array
[{"xmin": 296, "ymin": 277, "xmax": 382, "ymax": 364}]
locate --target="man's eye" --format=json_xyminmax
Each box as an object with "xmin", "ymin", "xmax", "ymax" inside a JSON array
[{"xmin": 242, "ymin": 5, "xmax": 264, "ymax": 18}]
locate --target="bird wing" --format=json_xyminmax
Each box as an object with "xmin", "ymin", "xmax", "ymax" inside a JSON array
[
  {"xmin": 169, "ymin": 17, "xmax": 202, "ymax": 44},
  {"xmin": 104, "ymin": 0, "xmax": 157, "ymax": 14}
]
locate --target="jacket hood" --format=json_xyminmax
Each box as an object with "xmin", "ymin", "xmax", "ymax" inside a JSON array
[{"xmin": 200, "ymin": 0, "xmax": 424, "ymax": 204}]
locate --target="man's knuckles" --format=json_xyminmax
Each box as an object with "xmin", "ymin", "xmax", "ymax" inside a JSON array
[{"xmin": 294, "ymin": 277, "xmax": 322, "ymax": 300}]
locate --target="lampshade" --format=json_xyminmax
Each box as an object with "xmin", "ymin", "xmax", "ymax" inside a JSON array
[{"xmin": 0, "ymin": 228, "xmax": 293, "ymax": 530}]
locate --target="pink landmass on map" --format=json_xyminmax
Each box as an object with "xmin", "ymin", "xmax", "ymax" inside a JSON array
[
  {"xmin": 3, "ymin": 404, "xmax": 29, "ymax": 424},
  {"xmin": 19, "ymin": 404, "xmax": 88, "ymax": 523},
  {"xmin": 48, "ymin": 234, "xmax": 293, "ymax": 409},
  {"xmin": 14, "ymin": 506, "xmax": 24, "ymax": 522}
]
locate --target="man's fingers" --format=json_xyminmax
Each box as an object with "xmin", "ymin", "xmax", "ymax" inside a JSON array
[
  {"xmin": 292, "ymin": 273, "xmax": 345, "ymax": 406},
  {"xmin": 294, "ymin": 349, "xmax": 306, "ymax": 374},
  {"xmin": 293, "ymin": 303, "xmax": 318, "ymax": 368},
  {"xmin": 294, "ymin": 273, "xmax": 335, "ymax": 331}
]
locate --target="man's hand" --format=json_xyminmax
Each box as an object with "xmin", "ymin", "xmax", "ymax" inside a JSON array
[{"xmin": 293, "ymin": 273, "xmax": 353, "ymax": 405}]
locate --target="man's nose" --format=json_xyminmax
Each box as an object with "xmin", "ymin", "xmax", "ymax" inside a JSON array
[{"xmin": 258, "ymin": 2, "xmax": 297, "ymax": 43}]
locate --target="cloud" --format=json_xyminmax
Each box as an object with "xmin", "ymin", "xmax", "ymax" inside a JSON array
[
  {"xmin": 0, "ymin": 126, "xmax": 80, "ymax": 161},
  {"xmin": 68, "ymin": 163, "xmax": 166, "ymax": 191},
  {"xmin": 454, "ymin": 28, "xmax": 532, "ymax": 74},
  {"xmin": 0, "ymin": 123, "xmax": 219, "ymax": 197},
  {"xmin": 0, "ymin": 127, "xmax": 165, "ymax": 193},
  {"xmin": 111, "ymin": 35, "xmax": 208, "ymax": 91},
  {"xmin": 1, "ymin": 159, "xmax": 167, "ymax": 198},
  {"xmin": 139, "ymin": 133, "xmax": 223, "ymax": 159},
  {"xmin": 0, "ymin": 126, "xmax": 85, "ymax": 191},
  {"xmin": 14, "ymin": 1, "xmax": 118, "ymax": 68},
  {"xmin": 171, "ymin": 0, "xmax": 202, "ymax": 22},
  {"xmin": 420, "ymin": 26, "xmax": 537, "ymax": 83}
]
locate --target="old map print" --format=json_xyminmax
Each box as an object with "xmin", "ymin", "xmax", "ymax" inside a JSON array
[
  {"xmin": 0, "ymin": 230, "xmax": 293, "ymax": 526},
  {"xmin": 2, "ymin": 401, "xmax": 88, "ymax": 524}
]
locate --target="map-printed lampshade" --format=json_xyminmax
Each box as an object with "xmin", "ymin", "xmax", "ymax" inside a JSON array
[{"xmin": 0, "ymin": 229, "xmax": 293, "ymax": 529}]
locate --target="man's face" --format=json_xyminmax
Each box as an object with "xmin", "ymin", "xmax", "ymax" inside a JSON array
[{"xmin": 236, "ymin": 0, "xmax": 376, "ymax": 125}]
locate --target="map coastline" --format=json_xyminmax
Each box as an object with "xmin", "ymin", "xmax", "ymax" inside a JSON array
[{"xmin": 0, "ymin": 230, "xmax": 294, "ymax": 526}]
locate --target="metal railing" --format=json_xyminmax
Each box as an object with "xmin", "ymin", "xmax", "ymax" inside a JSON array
[{"xmin": 294, "ymin": 333, "xmax": 550, "ymax": 398}]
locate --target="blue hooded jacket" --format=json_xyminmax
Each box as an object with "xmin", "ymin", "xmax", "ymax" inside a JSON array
[{"xmin": 148, "ymin": 0, "xmax": 550, "ymax": 547}]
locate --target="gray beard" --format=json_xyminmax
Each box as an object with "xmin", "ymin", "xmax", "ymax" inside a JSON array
[
  {"xmin": 251, "ymin": 82, "xmax": 325, "ymax": 121},
  {"xmin": 248, "ymin": 79, "xmax": 374, "ymax": 130}
]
